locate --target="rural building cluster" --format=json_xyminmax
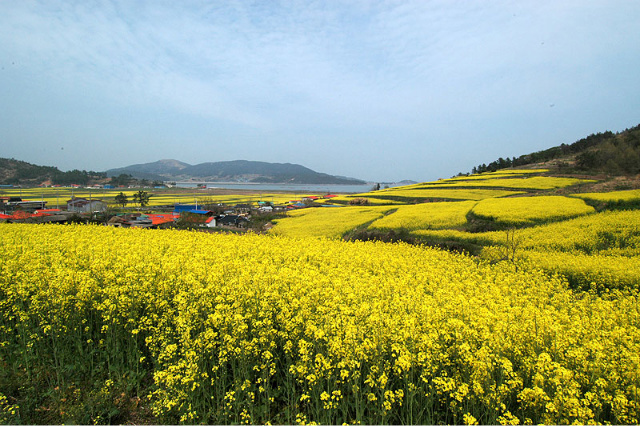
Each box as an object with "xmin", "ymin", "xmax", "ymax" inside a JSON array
[{"xmin": 0, "ymin": 192, "xmax": 341, "ymax": 230}]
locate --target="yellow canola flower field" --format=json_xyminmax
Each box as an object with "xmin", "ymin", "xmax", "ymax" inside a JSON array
[
  {"xmin": 416, "ymin": 209, "xmax": 638, "ymax": 249},
  {"xmin": 369, "ymin": 200, "xmax": 476, "ymax": 231},
  {"xmin": 0, "ymin": 187, "xmax": 306, "ymax": 208},
  {"xmin": 352, "ymin": 188, "xmax": 524, "ymax": 201},
  {"xmin": 414, "ymin": 176, "xmax": 595, "ymax": 190},
  {"xmin": 572, "ymin": 189, "xmax": 640, "ymax": 203},
  {"xmin": 471, "ymin": 195, "xmax": 595, "ymax": 225},
  {"xmin": 414, "ymin": 228, "xmax": 495, "ymax": 244},
  {"xmin": 150, "ymin": 192, "xmax": 298, "ymax": 207},
  {"xmin": 485, "ymin": 209, "xmax": 640, "ymax": 254},
  {"xmin": 324, "ymin": 195, "xmax": 406, "ymax": 205},
  {"xmin": 416, "ymin": 210, "xmax": 640, "ymax": 290},
  {"xmin": 416, "ymin": 210, "xmax": 640, "ymax": 255},
  {"xmin": 270, "ymin": 205, "xmax": 395, "ymax": 238},
  {"xmin": 327, "ymin": 173, "xmax": 589, "ymax": 206},
  {"xmin": 522, "ymin": 249, "xmax": 640, "ymax": 291},
  {"xmin": 445, "ymin": 169, "xmax": 549, "ymax": 180},
  {"xmin": 481, "ymin": 210, "xmax": 640, "ymax": 290},
  {"xmin": 1, "ymin": 224, "xmax": 639, "ymax": 425}
]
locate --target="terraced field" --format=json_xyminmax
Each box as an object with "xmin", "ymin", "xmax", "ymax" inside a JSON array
[{"xmin": 2, "ymin": 169, "xmax": 639, "ymax": 425}]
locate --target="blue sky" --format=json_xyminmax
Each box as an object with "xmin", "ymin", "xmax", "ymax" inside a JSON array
[{"xmin": 1, "ymin": 1, "xmax": 639, "ymax": 182}]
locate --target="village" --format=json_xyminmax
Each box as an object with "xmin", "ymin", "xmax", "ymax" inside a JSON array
[{"xmin": 0, "ymin": 190, "xmax": 341, "ymax": 231}]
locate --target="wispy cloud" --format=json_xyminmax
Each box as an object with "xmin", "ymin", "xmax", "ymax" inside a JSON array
[{"xmin": 1, "ymin": 0, "xmax": 639, "ymax": 180}]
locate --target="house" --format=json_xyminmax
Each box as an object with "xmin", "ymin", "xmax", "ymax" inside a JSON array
[
  {"xmin": 67, "ymin": 197, "xmax": 107, "ymax": 213},
  {"xmin": 287, "ymin": 202, "xmax": 307, "ymax": 210},
  {"xmin": 107, "ymin": 216, "xmax": 128, "ymax": 227},
  {"xmin": 174, "ymin": 204, "xmax": 199, "ymax": 214},
  {"xmin": 108, "ymin": 213, "xmax": 177, "ymax": 229},
  {"xmin": 174, "ymin": 209, "xmax": 213, "ymax": 227},
  {"xmin": 107, "ymin": 214, "xmax": 152, "ymax": 228},
  {"xmin": 128, "ymin": 215, "xmax": 153, "ymax": 228},
  {"xmin": 148, "ymin": 213, "xmax": 179, "ymax": 228},
  {"xmin": 233, "ymin": 204, "xmax": 252, "ymax": 214},
  {"xmin": 34, "ymin": 209, "xmax": 62, "ymax": 215},
  {"xmin": 188, "ymin": 209, "xmax": 213, "ymax": 216},
  {"xmin": 2, "ymin": 198, "xmax": 48, "ymax": 213},
  {"xmin": 7, "ymin": 211, "xmax": 33, "ymax": 221},
  {"xmin": 216, "ymin": 214, "xmax": 249, "ymax": 228},
  {"xmin": 1, "ymin": 209, "xmax": 70, "ymax": 224}
]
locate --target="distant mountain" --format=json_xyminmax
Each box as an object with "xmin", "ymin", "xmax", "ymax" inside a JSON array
[
  {"xmin": 106, "ymin": 159, "xmax": 367, "ymax": 185},
  {"xmin": 106, "ymin": 159, "xmax": 190, "ymax": 181}
]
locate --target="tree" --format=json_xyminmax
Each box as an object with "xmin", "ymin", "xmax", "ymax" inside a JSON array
[
  {"xmin": 111, "ymin": 174, "xmax": 132, "ymax": 187},
  {"xmin": 502, "ymin": 228, "xmax": 522, "ymax": 264},
  {"xmin": 114, "ymin": 192, "xmax": 128, "ymax": 208},
  {"xmin": 133, "ymin": 190, "xmax": 151, "ymax": 208}
]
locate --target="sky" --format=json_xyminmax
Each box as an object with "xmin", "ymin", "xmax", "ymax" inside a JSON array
[{"xmin": 1, "ymin": 1, "xmax": 639, "ymax": 183}]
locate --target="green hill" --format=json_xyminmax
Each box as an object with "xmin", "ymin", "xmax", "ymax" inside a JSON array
[
  {"xmin": 0, "ymin": 158, "xmax": 107, "ymax": 186},
  {"xmin": 466, "ymin": 123, "xmax": 640, "ymax": 175}
]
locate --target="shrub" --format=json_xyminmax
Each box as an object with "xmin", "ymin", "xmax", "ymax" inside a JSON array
[{"xmin": 349, "ymin": 198, "xmax": 370, "ymax": 206}]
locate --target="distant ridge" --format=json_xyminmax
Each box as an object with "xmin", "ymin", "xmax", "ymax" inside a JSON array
[
  {"xmin": 105, "ymin": 159, "xmax": 190, "ymax": 181},
  {"xmin": 106, "ymin": 159, "xmax": 367, "ymax": 185}
]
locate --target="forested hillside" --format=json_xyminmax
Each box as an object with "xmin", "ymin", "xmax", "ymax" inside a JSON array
[
  {"xmin": 468, "ymin": 124, "xmax": 640, "ymax": 175},
  {"xmin": 0, "ymin": 158, "xmax": 107, "ymax": 186}
]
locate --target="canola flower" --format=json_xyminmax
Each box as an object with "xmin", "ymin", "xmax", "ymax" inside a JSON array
[
  {"xmin": 351, "ymin": 188, "xmax": 525, "ymax": 202},
  {"xmin": 480, "ymin": 210, "xmax": 640, "ymax": 290},
  {"xmin": 445, "ymin": 169, "xmax": 549, "ymax": 181},
  {"xmin": 471, "ymin": 195, "xmax": 595, "ymax": 225},
  {"xmin": 412, "ymin": 176, "xmax": 595, "ymax": 190},
  {"xmin": 326, "ymin": 196, "xmax": 406, "ymax": 205},
  {"xmin": 423, "ymin": 209, "xmax": 640, "ymax": 253},
  {"xmin": 521, "ymin": 250, "xmax": 640, "ymax": 291},
  {"xmin": 0, "ymin": 187, "xmax": 306, "ymax": 208},
  {"xmin": 572, "ymin": 189, "xmax": 640, "ymax": 203},
  {"xmin": 337, "ymin": 172, "xmax": 589, "ymax": 205},
  {"xmin": 150, "ymin": 192, "xmax": 304, "ymax": 207},
  {"xmin": 369, "ymin": 200, "xmax": 476, "ymax": 231},
  {"xmin": 416, "ymin": 210, "xmax": 640, "ymax": 290},
  {"xmin": 269, "ymin": 205, "xmax": 395, "ymax": 238},
  {"xmin": 1, "ymin": 223, "xmax": 639, "ymax": 424},
  {"xmin": 414, "ymin": 228, "xmax": 496, "ymax": 245},
  {"xmin": 269, "ymin": 198, "xmax": 638, "ymax": 291},
  {"xmin": 485, "ymin": 209, "xmax": 640, "ymax": 254}
]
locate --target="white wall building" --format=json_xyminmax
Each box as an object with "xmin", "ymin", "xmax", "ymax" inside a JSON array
[{"xmin": 67, "ymin": 197, "xmax": 107, "ymax": 213}]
